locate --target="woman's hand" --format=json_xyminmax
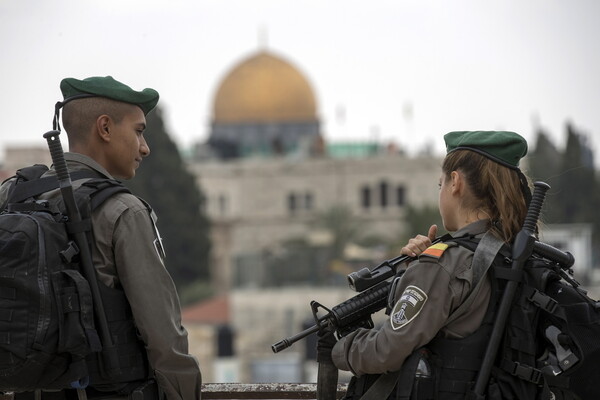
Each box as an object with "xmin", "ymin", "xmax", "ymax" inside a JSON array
[{"xmin": 400, "ymin": 224, "xmax": 438, "ymax": 257}]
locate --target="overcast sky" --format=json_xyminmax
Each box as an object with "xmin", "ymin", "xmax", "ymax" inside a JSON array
[{"xmin": 1, "ymin": 0, "xmax": 599, "ymax": 165}]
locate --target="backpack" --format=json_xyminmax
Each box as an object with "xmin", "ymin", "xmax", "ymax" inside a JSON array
[
  {"xmin": 0, "ymin": 165, "xmax": 132, "ymax": 392},
  {"xmin": 341, "ymin": 235, "xmax": 600, "ymax": 400},
  {"xmin": 457, "ymin": 237, "xmax": 600, "ymax": 400}
]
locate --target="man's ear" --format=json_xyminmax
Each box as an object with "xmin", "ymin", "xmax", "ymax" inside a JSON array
[{"xmin": 96, "ymin": 115, "xmax": 112, "ymax": 143}]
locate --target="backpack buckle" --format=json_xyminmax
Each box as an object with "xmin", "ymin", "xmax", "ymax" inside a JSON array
[
  {"xmin": 528, "ymin": 289, "xmax": 558, "ymax": 314},
  {"xmin": 59, "ymin": 240, "xmax": 80, "ymax": 263},
  {"xmin": 510, "ymin": 362, "xmax": 542, "ymax": 384}
]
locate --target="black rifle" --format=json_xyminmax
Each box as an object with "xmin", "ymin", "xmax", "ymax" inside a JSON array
[
  {"xmin": 271, "ymin": 236, "xmax": 452, "ymax": 400},
  {"xmin": 44, "ymin": 130, "xmax": 121, "ymax": 379},
  {"xmin": 271, "ymin": 235, "xmax": 448, "ymax": 354},
  {"xmin": 271, "ymin": 229, "xmax": 572, "ymax": 354}
]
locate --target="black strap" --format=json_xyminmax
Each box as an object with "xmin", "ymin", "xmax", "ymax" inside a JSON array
[
  {"xmin": 7, "ymin": 201, "xmax": 56, "ymax": 213},
  {"xmin": 16, "ymin": 164, "xmax": 49, "ymax": 181},
  {"xmin": 445, "ymin": 232, "xmax": 504, "ymax": 326},
  {"xmin": 500, "ymin": 359, "xmax": 543, "ymax": 384},
  {"xmin": 523, "ymin": 286, "xmax": 559, "ymax": 313},
  {"xmin": 493, "ymin": 267, "xmax": 524, "ymax": 282},
  {"xmin": 8, "ymin": 170, "xmax": 104, "ymax": 203},
  {"xmin": 87, "ymin": 183, "xmax": 131, "ymax": 211},
  {"xmin": 358, "ymin": 372, "xmax": 400, "ymax": 400},
  {"xmin": 66, "ymin": 219, "xmax": 92, "ymax": 235},
  {"xmin": 59, "ymin": 269, "xmax": 101, "ymax": 353}
]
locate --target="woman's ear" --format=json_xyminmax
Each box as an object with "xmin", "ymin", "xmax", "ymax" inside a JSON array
[
  {"xmin": 450, "ymin": 170, "xmax": 463, "ymax": 195},
  {"xmin": 95, "ymin": 114, "xmax": 112, "ymax": 143}
]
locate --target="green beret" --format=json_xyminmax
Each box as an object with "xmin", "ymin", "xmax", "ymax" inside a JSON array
[
  {"xmin": 444, "ymin": 131, "xmax": 528, "ymax": 169},
  {"xmin": 60, "ymin": 76, "xmax": 159, "ymax": 115}
]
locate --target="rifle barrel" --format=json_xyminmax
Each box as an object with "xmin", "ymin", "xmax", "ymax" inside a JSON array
[{"xmin": 272, "ymin": 323, "xmax": 320, "ymax": 353}]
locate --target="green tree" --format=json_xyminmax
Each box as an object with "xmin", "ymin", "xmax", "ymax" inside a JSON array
[
  {"xmin": 313, "ymin": 206, "xmax": 361, "ymax": 261},
  {"xmin": 390, "ymin": 204, "xmax": 445, "ymax": 255},
  {"xmin": 530, "ymin": 122, "xmax": 600, "ymax": 267},
  {"xmin": 552, "ymin": 123, "xmax": 596, "ymax": 223},
  {"xmin": 527, "ymin": 128, "xmax": 561, "ymax": 184},
  {"xmin": 527, "ymin": 128, "xmax": 563, "ymax": 223},
  {"xmin": 125, "ymin": 107, "xmax": 211, "ymax": 294}
]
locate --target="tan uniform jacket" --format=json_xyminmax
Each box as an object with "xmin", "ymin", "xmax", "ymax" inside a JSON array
[
  {"xmin": 0, "ymin": 153, "xmax": 202, "ymax": 399},
  {"xmin": 331, "ymin": 219, "xmax": 493, "ymax": 376}
]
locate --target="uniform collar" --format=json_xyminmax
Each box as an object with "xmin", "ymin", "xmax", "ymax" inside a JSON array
[
  {"xmin": 452, "ymin": 219, "xmax": 491, "ymax": 239},
  {"xmin": 64, "ymin": 152, "xmax": 115, "ymax": 180}
]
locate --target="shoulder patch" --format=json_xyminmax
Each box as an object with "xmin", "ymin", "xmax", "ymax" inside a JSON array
[
  {"xmin": 420, "ymin": 243, "xmax": 449, "ymax": 259},
  {"xmin": 390, "ymin": 285, "xmax": 428, "ymax": 330}
]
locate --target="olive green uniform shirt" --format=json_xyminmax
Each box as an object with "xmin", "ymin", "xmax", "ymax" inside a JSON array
[
  {"xmin": 332, "ymin": 220, "xmax": 492, "ymax": 376},
  {"xmin": 0, "ymin": 153, "xmax": 202, "ymax": 399}
]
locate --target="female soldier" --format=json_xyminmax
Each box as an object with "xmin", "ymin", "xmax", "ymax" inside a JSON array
[{"xmin": 321, "ymin": 130, "xmax": 532, "ymax": 399}]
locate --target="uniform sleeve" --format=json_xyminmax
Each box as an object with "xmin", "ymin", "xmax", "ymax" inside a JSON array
[
  {"xmin": 113, "ymin": 204, "xmax": 202, "ymax": 400},
  {"xmin": 331, "ymin": 256, "xmax": 467, "ymax": 376}
]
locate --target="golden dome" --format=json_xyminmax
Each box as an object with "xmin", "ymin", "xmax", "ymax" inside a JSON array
[{"xmin": 213, "ymin": 51, "xmax": 318, "ymax": 123}]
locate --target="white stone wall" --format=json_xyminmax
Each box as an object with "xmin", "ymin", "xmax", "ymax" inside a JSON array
[{"xmin": 189, "ymin": 154, "xmax": 443, "ymax": 292}]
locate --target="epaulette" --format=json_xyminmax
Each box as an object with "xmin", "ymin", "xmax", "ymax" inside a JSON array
[{"xmin": 419, "ymin": 242, "xmax": 456, "ymax": 260}]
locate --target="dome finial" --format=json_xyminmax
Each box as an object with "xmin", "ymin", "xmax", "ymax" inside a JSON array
[{"xmin": 258, "ymin": 24, "xmax": 268, "ymax": 50}]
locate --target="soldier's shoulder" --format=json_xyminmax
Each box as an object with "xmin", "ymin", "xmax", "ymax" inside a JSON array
[
  {"xmin": 98, "ymin": 191, "xmax": 149, "ymax": 215},
  {"xmin": 417, "ymin": 240, "xmax": 472, "ymax": 263}
]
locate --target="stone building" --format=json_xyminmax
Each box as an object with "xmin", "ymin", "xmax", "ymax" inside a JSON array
[{"xmin": 189, "ymin": 154, "xmax": 442, "ymax": 294}]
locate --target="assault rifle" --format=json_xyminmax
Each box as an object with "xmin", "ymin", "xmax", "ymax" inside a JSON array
[
  {"xmin": 271, "ymin": 235, "xmax": 450, "ymax": 353},
  {"xmin": 271, "ymin": 230, "xmax": 573, "ymax": 354}
]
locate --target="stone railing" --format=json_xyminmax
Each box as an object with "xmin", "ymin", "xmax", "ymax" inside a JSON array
[{"xmin": 201, "ymin": 383, "xmax": 348, "ymax": 399}]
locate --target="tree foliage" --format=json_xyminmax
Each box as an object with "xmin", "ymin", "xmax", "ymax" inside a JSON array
[
  {"xmin": 388, "ymin": 204, "xmax": 446, "ymax": 256},
  {"xmin": 528, "ymin": 122, "xmax": 600, "ymax": 265},
  {"xmin": 124, "ymin": 107, "xmax": 211, "ymax": 292}
]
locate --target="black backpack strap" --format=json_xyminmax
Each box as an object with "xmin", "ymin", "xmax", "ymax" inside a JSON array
[
  {"xmin": 81, "ymin": 179, "xmax": 131, "ymax": 211},
  {"xmin": 445, "ymin": 232, "xmax": 505, "ymax": 326},
  {"xmin": 8, "ymin": 170, "xmax": 104, "ymax": 203},
  {"xmin": 16, "ymin": 164, "xmax": 49, "ymax": 181},
  {"xmin": 357, "ymin": 371, "xmax": 400, "ymax": 400}
]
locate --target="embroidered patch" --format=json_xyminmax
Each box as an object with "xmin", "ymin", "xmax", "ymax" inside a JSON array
[
  {"xmin": 390, "ymin": 285, "xmax": 428, "ymax": 330},
  {"xmin": 420, "ymin": 243, "xmax": 449, "ymax": 259}
]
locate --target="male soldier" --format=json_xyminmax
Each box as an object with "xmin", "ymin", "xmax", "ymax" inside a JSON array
[{"xmin": 2, "ymin": 76, "xmax": 201, "ymax": 399}]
